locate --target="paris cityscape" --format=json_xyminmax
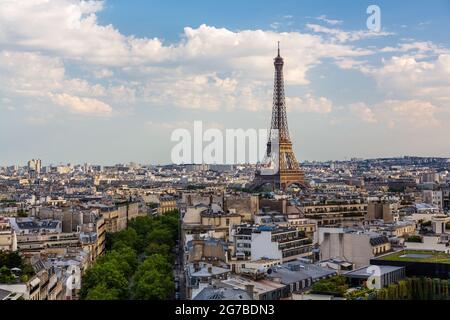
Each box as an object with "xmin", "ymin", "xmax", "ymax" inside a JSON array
[{"xmin": 1, "ymin": 0, "xmax": 450, "ymax": 308}]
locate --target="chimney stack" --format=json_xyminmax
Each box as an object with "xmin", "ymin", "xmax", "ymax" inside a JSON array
[{"xmin": 245, "ymin": 285, "xmax": 255, "ymax": 300}]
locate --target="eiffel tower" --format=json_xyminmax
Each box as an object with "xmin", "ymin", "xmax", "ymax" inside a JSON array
[{"xmin": 252, "ymin": 43, "xmax": 307, "ymax": 191}]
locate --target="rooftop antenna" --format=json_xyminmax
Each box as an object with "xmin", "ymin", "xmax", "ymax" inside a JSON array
[{"xmin": 277, "ymin": 41, "xmax": 280, "ymax": 57}]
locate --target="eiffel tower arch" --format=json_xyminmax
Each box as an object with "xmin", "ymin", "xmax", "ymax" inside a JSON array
[{"xmin": 252, "ymin": 44, "xmax": 308, "ymax": 191}]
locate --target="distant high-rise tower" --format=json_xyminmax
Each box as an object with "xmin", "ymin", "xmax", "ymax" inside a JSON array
[
  {"xmin": 252, "ymin": 44, "xmax": 307, "ymax": 190},
  {"xmin": 27, "ymin": 159, "xmax": 42, "ymax": 174}
]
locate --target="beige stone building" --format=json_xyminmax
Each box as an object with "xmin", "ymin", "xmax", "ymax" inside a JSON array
[
  {"xmin": 224, "ymin": 194, "xmax": 259, "ymax": 222},
  {"xmin": 0, "ymin": 217, "xmax": 17, "ymax": 251},
  {"xmin": 320, "ymin": 229, "xmax": 391, "ymax": 268},
  {"xmin": 102, "ymin": 202, "xmax": 139, "ymax": 233},
  {"xmin": 367, "ymin": 201, "xmax": 399, "ymax": 222},
  {"xmin": 302, "ymin": 202, "xmax": 367, "ymax": 227},
  {"xmin": 158, "ymin": 196, "xmax": 177, "ymax": 215}
]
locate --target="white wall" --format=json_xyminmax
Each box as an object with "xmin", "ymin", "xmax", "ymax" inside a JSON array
[{"xmin": 251, "ymin": 231, "xmax": 281, "ymax": 261}]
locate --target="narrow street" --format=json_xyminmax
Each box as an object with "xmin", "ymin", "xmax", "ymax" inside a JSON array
[{"xmin": 174, "ymin": 211, "xmax": 186, "ymax": 300}]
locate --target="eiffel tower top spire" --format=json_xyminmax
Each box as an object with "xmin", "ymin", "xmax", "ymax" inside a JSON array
[{"xmin": 271, "ymin": 42, "xmax": 290, "ymax": 143}]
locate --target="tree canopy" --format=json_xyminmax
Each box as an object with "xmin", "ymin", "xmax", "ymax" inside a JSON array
[{"xmin": 81, "ymin": 211, "xmax": 179, "ymax": 300}]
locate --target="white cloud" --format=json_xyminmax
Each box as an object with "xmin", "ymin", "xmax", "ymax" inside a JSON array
[
  {"xmin": 93, "ymin": 68, "xmax": 114, "ymax": 79},
  {"xmin": 334, "ymin": 58, "xmax": 367, "ymax": 70},
  {"xmin": 49, "ymin": 93, "xmax": 112, "ymax": 116},
  {"xmin": 0, "ymin": 1, "xmax": 372, "ymax": 72},
  {"xmin": 142, "ymin": 74, "xmax": 269, "ymax": 112},
  {"xmin": 306, "ymin": 24, "xmax": 393, "ymax": 43},
  {"xmin": 146, "ymin": 120, "xmax": 225, "ymax": 131},
  {"xmin": 375, "ymin": 100, "xmax": 439, "ymax": 128},
  {"xmin": 287, "ymin": 94, "xmax": 333, "ymax": 114},
  {"xmin": 0, "ymin": 0, "xmax": 377, "ymax": 115},
  {"xmin": 379, "ymin": 41, "xmax": 444, "ymax": 54},
  {"xmin": 363, "ymin": 54, "xmax": 450, "ymax": 104},
  {"xmin": 0, "ymin": 50, "xmax": 127, "ymax": 116},
  {"xmin": 348, "ymin": 100, "xmax": 439, "ymax": 128},
  {"xmin": 349, "ymin": 103, "xmax": 377, "ymax": 123},
  {"xmin": 316, "ymin": 15, "xmax": 343, "ymax": 26},
  {"xmin": 0, "ymin": 0, "xmax": 447, "ymax": 131}
]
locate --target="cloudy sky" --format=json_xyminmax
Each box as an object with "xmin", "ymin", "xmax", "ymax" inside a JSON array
[{"xmin": 0, "ymin": 0, "xmax": 449, "ymax": 166}]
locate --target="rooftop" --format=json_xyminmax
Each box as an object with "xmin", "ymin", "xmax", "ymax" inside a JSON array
[
  {"xmin": 194, "ymin": 286, "xmax": 252, "ymax": 301},
  {"xmin": 345, "ymin": 265, "xmax": 404, "ymax": 278},
  {"xmin": 377, "ymin": 250, "xmax": 450, "ymax": 264},
  {"xmin": 0, "ymin": 288, "xmax": 12, "ymax": 300}
]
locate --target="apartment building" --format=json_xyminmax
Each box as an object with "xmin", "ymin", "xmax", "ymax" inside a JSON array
[
  {"xmin": 366, "ymin": 201, "xmax": 399, "ymax": 222},
  {"xmin": 423, "ymin": 190, "xmax": 443, "ymax": 210},
  {"xmin": 320, "ymin": 228, "xmax": 391, "ymax": 268},
  {"xmin": 158, "ymin": 195, "xmax": 177, "ymax": 214},
  {"xmin": 301, "ymin": 201, "xmax": 367, "ymax": 227},
  {"xmin": 99, "ymin": 201, "xmax": 139, "ymax": 233},
  {"xmin": 224, "ymin": 194, "xmax": 259, "ymax": 222},
  {"xmin": 0, "ymin": 217, "xmax": 17, "ymax": 251},
  {"xmin": 251, "ymin": 226, "xmax": 314, "ymax": 263}
]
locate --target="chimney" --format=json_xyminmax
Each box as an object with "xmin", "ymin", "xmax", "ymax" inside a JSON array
[
  {"xmin": 194, "ymin": 262, "xmax": 200, "ymax": 272},
  {"xmin": 245, "ymin": 285, "xmax": 255, "ymax": 299}
]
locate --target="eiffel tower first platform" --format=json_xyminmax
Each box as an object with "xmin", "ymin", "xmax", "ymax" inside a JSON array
[{"xmin": 252, "ymin": 44, "xmax": 307, "ymax": 191}]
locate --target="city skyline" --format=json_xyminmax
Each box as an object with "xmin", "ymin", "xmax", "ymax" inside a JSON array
[
  {"xmin": 1, "ymin": 1, "xmax": 450, "ymax": 306},
  {"xmin": 1, "ymin": 0, "xmax": 450, "ymax": 166},
  {"xmin": 2, "ymin": 155, "xmax": 450, "ymax": 168}
]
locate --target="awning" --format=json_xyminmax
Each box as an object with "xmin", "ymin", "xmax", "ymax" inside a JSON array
[{"xmin": 29, "ymin": 278, "xmax": 41, "ymax": 288}]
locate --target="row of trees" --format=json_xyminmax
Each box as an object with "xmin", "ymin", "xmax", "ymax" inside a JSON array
[
  {"xmin": 80, "ymin": 211, "xmax": 179, "ymax": 300},
  {"xmin": 375, "ymin": 278, "xmax": 449, "ymax": 300},
  {"xmin": 405, "ymin": 235, "xmax": 423, "ymax": 243},
  {"xmin": 314, "ymin": 275, "xmax": 450, "ymax": 300}
]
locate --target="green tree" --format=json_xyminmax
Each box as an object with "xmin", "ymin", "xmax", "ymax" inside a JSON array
[
  {"xmin": 405, "ymin": 278, "xmax": 413, "ymax": 300},
  {"xmin": 0, "ymin": 266, "xmax": 15, "ymax": 284},
  {"xmin": 442, "ymin": 280, "xmax": 449, "ymax": 300},
  {"xmin": 81, "ymin": 261, "xmax": 129, "ymax": 299},
  {"xmin": 398, "ymin": 280, "xmax": 408, "ymax": 300},
  {"xmin": 0, "ymin": 251, "xmax": 34, "ymax": 279},
  {"xmin": 131, "ymin": 268, "xmax": 173, "ymax": 300},
  {"xmin": 432, "ymin": 278, "xmax": 440, "ymax": 300},
  {"xmin": 96, "ymin": 247, "xmax": 138, "ymax": 278},
  {"xmin": 145, "ymin": 243, "xmax": 172, "ymax": 258},
  {"xmin": 0, "ymin": 251, "xmax": 22, "ymax": 269},
  {"xmin": 85, "ymin": 284, "xmax": 120, "ymax": 300},
  {"xmin": 110, "ymin": 228, "xmax": 140, "ymax": 251},
  {"xmin": 135, "ymin": 255, "xmax": 172, "ymax": 276},
  {"xmin": 147, "ymin": 229, "xmax": 174, "ymax": 247},
  {"xmin": 376, "ymin": 288, "xmax": 388, "ymax": 300},
  {"xmin": 81, "ymin": 211, "xmax": 179, "ymax": 300},
  {"xmin": 387, "ymin": 284, "xmax": 399, "ymax": 300},
  {"xmin": 312, "ymin": 276, "xmax": 348, "ymax": 296}
]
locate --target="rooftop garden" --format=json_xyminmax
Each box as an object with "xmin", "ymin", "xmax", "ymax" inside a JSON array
[
  {"xmin": 378, "ymin": 250, "xmax": 450, "ymax": 264},
  {"xmin": 0, "ymin": 251, "xmax": 35, "ymax": 284},
  {"xmin": 312, "ymin": 276, "xmax": 349, "ymax": 297}
]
